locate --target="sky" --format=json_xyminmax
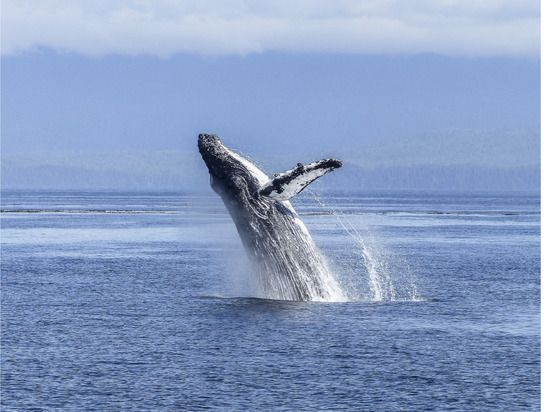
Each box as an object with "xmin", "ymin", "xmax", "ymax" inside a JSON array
[{"xmin": 0, "ymin": 0, "xmax": 541, "ymax": 158}]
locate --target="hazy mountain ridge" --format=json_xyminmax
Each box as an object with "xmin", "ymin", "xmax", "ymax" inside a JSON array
[
  {"xmin": 1, "ymin": 150, "xmax": 208, "ymax": 190},
  {"xmin": 1, "ymin": 127, "xmax": 540, "ymax": 191},
  {"xmin": 338, "ymin": 127, "xmax": 540, "ymax": 168},
  {"xmin": 325, "ymin": 127, "xmax": 540, "ymax": 190}
]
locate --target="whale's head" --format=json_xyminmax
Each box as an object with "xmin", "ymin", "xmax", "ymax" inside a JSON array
[{"xmin": 198, "ymin": 134, "xmax": 269, "ymax": 199}]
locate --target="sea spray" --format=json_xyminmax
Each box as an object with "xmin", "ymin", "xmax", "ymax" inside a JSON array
[
  {"xmin": 307, "ymin": 190, "xmax": 421, "ymax": 302},
  {"xmin": 337, "ymin": 216, "xmax": 420, "ymax": 302}
]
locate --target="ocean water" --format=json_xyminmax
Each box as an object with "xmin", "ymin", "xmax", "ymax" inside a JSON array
[{"xmin": 1, "ymin": 189, "xmax": 540, "ymax": 410}]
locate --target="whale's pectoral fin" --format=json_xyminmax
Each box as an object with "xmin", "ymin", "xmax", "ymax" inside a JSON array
[{"xmin": 257, "ymin": 159, "xmax": 343, "ymax": 201}]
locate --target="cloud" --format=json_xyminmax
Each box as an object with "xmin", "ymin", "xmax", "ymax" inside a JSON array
[{"xmin": 1, "ymin": 0, "xmax": 540, "ymax": 57}]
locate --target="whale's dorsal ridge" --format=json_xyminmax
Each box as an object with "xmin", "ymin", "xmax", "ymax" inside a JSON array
[{"xmin": 257, "ymin": 158, "xmax": 343, "ymax": 201}]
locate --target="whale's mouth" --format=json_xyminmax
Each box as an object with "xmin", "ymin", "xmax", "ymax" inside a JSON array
[
  {"xmin": 198, "ymin": 134, "xmax": 230, "ymax": 180},
  {"xmin": 198, "ymin": 133, "xmax": 221, "ymax": 160},
  {"xmin": 198, "ymin": 133, "xmax": 220, "ymax": 149}
]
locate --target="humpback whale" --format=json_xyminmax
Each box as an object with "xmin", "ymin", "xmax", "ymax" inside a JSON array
[{"xmin": 198, "ymin": 134, "xmax": 345, "ymax": 301}]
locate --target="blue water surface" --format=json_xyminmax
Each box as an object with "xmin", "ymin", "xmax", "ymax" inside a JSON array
[{"xmin": 1, "ymin": 189, "xmax": 540, "ymax": 410}]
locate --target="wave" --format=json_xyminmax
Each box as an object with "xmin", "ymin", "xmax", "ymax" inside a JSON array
[
  {"xmin": 0, "ymin": 209, "xmax": 179, "ymax": 214},
  {"xmin": 300, "ymin": 211, "xmax": 534, "ymax": 217}
]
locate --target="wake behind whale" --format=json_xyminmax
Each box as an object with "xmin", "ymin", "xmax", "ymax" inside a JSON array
[{"xmin": 198, "ymin": 134, "xmax": 345, "ymax": 302}]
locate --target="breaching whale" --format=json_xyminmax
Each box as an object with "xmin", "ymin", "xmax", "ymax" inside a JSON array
[{"xmin": 198, "ymin": 134, "xmax": 345, "ymax": 301}]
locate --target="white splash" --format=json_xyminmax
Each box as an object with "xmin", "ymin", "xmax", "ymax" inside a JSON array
[{"xmin": 309, "ymin": 191, "xmax": 421, "ymax": 303}]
